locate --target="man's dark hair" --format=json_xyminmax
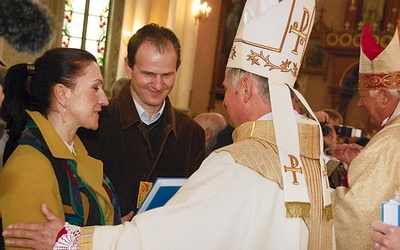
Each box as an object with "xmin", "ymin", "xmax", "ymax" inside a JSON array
[{"xmin": 126, "ymin": 23, "xmax": 181, "ymax": 70}]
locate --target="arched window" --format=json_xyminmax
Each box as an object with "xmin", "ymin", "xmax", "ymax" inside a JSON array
[{"xmin": 61, "ymin": 0, "xmax": 110, "ymax": 67}]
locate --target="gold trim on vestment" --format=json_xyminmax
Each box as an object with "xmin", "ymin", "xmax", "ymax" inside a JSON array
[
  {"xmin": 325, "ymin": 204, "xmax": 333, "ymax": 220},
  {"xmin": 231, "ymin": 120, "xmax": 320, "ymax": 159},
  {"xmin": 285, "ymin": 202, "xmax": 311, "ymax": 218},
  {"xmin": 79, "ymin": 226, "xmax": 96, "ymax": 250}
]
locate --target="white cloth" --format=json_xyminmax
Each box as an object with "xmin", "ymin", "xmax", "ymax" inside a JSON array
[
  {"xmin": 133, "ymin": 98, "xmax": 165, "ymax": 125},
  {"xmin": 90, "ymin": 151, "xmax": 309, "ymax": 249}
]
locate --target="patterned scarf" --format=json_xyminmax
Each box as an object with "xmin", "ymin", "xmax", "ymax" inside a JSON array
[{"xmin": 19, "ymin": 119, "xmax": 121, "ymax": 226}]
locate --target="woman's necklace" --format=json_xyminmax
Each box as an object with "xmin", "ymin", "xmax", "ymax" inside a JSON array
[{"xmin": 63, "ymin": 140, "xmax": 76, "ymax": 156}]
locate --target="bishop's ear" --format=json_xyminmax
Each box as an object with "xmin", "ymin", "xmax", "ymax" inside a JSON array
[
  {"xmin": 379, "ymin": 89, "xmax": 391, "ymax": 105},
  {"xmin": 240, "ymin": 76, "xmax": 252, "ymax": 103}
]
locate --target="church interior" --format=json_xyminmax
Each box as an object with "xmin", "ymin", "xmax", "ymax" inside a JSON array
[{"xmin": 0, "ymin": 0, "xmax": 395, "ymax": 138}]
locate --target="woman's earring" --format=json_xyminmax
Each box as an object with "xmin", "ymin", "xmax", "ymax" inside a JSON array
[{"xmin": 61, "ymin": 103, "xmax": 67, "ymax": 123}]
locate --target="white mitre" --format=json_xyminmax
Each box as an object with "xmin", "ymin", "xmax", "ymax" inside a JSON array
[{"xmin": 227, "ymin": 0, "xmax": 331, "ymax": 215}]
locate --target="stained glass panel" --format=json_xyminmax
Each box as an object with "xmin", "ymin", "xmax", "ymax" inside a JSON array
[
  {"xmin": 61, "ymin": 0, "xmax": 110, "ymax": 66},
  {"xmin": 63, "ymin": 13, "xmax": 85, "ymax": 38},
  {"xmin": 67, "ymin": 38, "xmax": 82, "ymax": 48},
  {"xmin": 89, "ymin": 1, "xmax": 109, "ymax": 17},
  {"xmin": 66, "ymin": 0, "xmax": 86, "ymax": 14},
  {"xmin": 86, "ymin": 16, "xmax": 104, "ymax": 40}
]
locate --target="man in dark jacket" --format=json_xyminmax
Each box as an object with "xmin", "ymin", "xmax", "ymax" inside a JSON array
[{"xmin": 80, "ymin": 23, "xmax": 205, "ymax": 216}]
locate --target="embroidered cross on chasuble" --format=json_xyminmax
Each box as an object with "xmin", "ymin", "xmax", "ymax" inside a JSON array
[{"xmin": 216, "ymin": 120, "xmax": 333, "ymax": 249}]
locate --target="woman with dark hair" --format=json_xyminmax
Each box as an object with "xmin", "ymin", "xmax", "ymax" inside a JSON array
[{"xmin": 0, "ymin": 48, "xmax": 122, "ymax": 241}]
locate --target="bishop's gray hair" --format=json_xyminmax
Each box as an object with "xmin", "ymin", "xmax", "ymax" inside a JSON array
[
  {"xmin": 369, "ymin": 89, "xmax": 400, "ymax": 98},
  {"xmin": 225, "ymin": 67, "xmax": 270, "ymax": 102}
]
